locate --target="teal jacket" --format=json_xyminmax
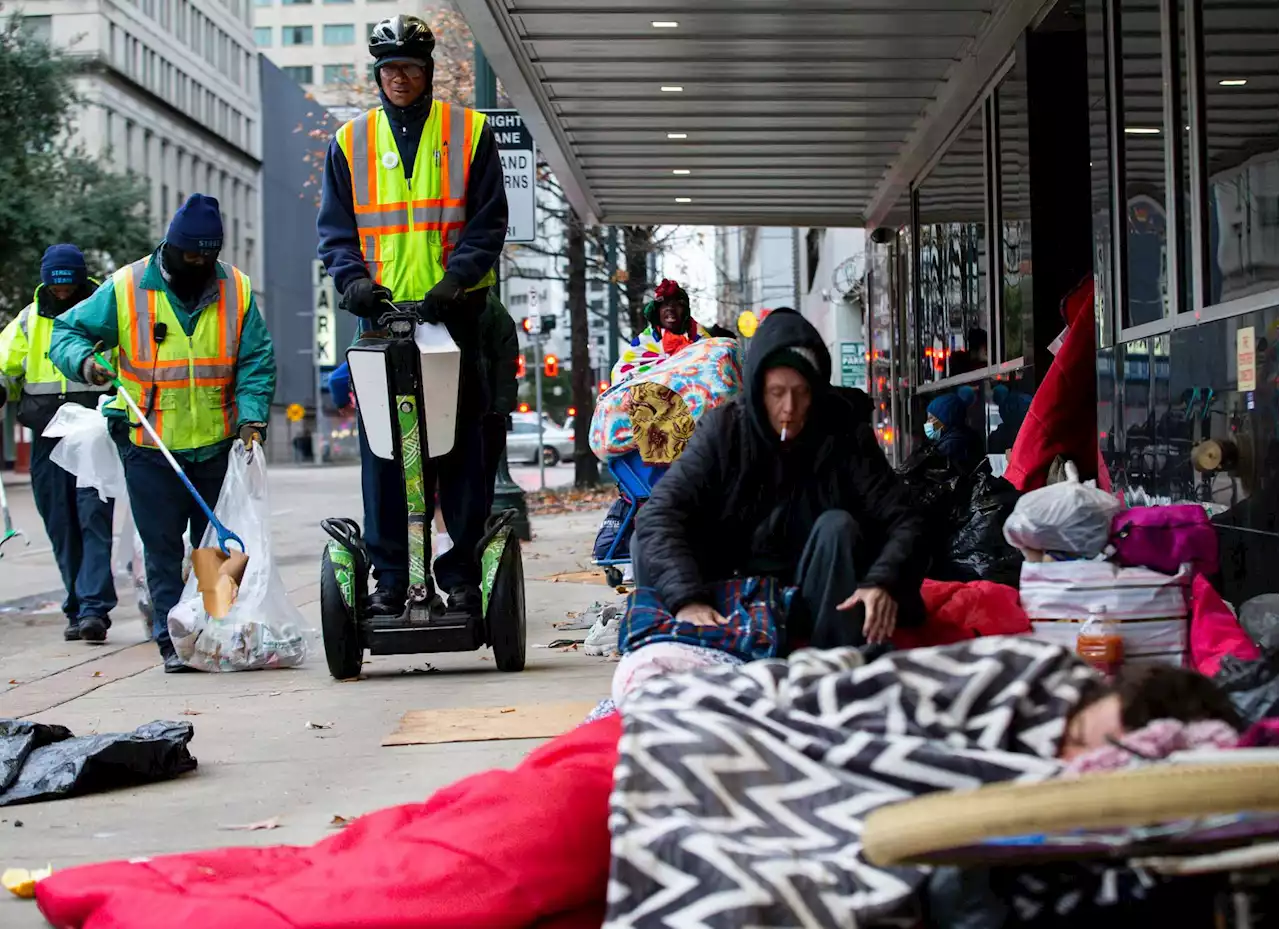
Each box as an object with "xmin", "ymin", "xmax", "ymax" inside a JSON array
[{"xmin": 50, "ymin": 248, "xmax": 277, "ymax": 462}]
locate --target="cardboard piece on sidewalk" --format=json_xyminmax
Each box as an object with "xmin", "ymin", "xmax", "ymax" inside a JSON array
[
  {"xmin": 190, "ymin": 548, "xmax": 250, "ymax": 619},
  {"xmin": 382, "ymin": 701, "xmax": 599, "ymax": 746}
]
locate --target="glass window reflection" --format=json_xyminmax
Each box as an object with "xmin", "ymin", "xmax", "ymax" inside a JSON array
[
  {"xmin": 998, "ymin": 75, "xmax": 1032, "ymax": 363},
  {"xmin": 916, "ymin": 111, "xmax": 989, "ymax": 385}
]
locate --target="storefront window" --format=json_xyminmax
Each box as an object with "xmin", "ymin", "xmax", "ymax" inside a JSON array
[
  {"xmin": 1199, "ymin": 0, "xmax": 1279, "ymax": 306},
  {"xmin": 915, "ymin": 112, "xmax": 989, "ymax": 385},
  {"xmin": 984, "ymin": 369, "xmax": 1039, "ymax": 477},
  {"xmin": 997, "ymin": 75, "xmax": 1032, "ymax": 363}
]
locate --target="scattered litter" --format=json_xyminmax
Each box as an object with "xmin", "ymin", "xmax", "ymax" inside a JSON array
[
  {"xmin": 499, "ymin": 708, "xmax": 516, "ymax": 714},
  {"xmin": 328, "ymin": 815, "xmax": 351, "ymax": 828},
  {"xmin": 547, "ymin": 638, "xmax": 585, "ymax": 649},
  {"xmin": 398, "ymin": 664, "xmax": 438, "ymax": 675},
  {"xmin": 7, "ymin": 680, "xmax": 17, "ymax": 685},
  {"xmin": 13, "ymin": 821, "xmax": 23, "ymax": 828},
  {"xmin": 3, "ymin": 864, "xmax": 52, "ymax": 899},
  {"xmin": 180, "ymin": 708, "xmax": 202, "ymax": 716},
  {"xmin": 305, "ymin": 721, "xmax": 333, "ymax": 730},
  {"xmin": 267, "ymin": 691, "xmax": 283, "ymax": 697},
  {"xmin": 91, "ymin": 671, "xmax": 103, "ymax": 678},
  {"xmin": 220, "ymin": 817, "xmax": 280, "ymax": 832},
  {"xmin": 478, "ymin": 656, "xmax": 491, "ymax": 662}
]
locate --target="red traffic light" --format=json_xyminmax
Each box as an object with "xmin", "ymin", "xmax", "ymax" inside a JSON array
[
  {"xmin": 597, "ymin": 380, "xmax": 609, "ymax": 393},
  {"xmin": 543, "ymin": 354, "xmax": 559, "ymax": 378},
  {"xmin": 522, "ymin": 317, "xmax": 534, "ymax": 333},
  {"xmin": 517, "ymin": 402, "xmax": 530, "ymax": 413},
  {"xmin": 567, "ymin": 406, "xmax": 577, "ymax": 417},
  {"xmin": 516, "ymin": 355, "xmax": 527, "ymax": 378}
]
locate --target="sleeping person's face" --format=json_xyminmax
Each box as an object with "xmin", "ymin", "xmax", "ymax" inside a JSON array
[{"xmin": 1058, "ymin": 694, "xmax": 1124, "ymax": 760}]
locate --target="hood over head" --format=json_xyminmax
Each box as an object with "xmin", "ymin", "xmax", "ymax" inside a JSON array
[{"xmin": 743, "ymin": 308, "xmax": 831, "ymax": 439}]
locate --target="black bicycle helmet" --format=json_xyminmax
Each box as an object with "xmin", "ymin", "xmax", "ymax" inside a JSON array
[{"xmin": 368, "ymin": 15, "xmax": 435, "ymax": 64}]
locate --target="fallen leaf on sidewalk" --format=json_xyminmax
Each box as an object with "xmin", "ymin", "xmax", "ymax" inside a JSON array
[
  {"xmin": 220, "ymin": 817, "xmax": 280, "ymax": 832},
  {"xmin": 499, "ymin": 708, "xmax": 516, "ymax": 714},
  {"xmin": 91, "ymin": 671, "xmax": 102, "ymax": 678},
  {"xmin": 328, "ymin": 815, "xmax": 351, "ymax": 828},
  {"xmin": 305, "ymin": 721, "xmax": 333, "ymax": 730},
  {"xmin": 180, "ymin": 708, "xmax": 202, "ymax": 716},
  {"xmin": 7, "ymin": 680, "xmax": 17, "ymax": 685}
]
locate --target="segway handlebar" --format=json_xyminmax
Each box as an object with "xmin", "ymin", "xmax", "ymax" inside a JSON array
[{"xmin": 375, "ymin": 301, "xmax": 424, "ymax": 338}]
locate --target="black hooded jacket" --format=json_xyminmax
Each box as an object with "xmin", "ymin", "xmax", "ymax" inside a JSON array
[{"xmin": 633, "ymin": 311, "xmax": 925, "ymax": 614}]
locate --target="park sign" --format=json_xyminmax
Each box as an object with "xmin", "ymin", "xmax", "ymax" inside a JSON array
[
  {"xmin": 312, "ymin": 260, "xmax": 338, "ymax": 367},
  {"xmin": 481, "ymin": 109, "xmax": 536, "ymax": 244}
]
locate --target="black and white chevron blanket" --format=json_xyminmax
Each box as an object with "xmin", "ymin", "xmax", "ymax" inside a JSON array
[{"xmin": 605, "ymin": 636, "xmax": 1098, "ymax": 928}]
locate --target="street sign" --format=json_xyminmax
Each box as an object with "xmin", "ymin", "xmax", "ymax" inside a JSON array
[
  {"xmin": 840, "ymin": 341, "xmax": 867, "ymax": 389},
  {"xmin": 312, "ymin": 260, "xmax": 337, "ymax": 366},
  {"xmin": 286, "ymin": 403, "xmax": 306, "ymax": 423},
  {"xmin": 481, "ymin": 109, "xmax": 536, "ymax": 244}
]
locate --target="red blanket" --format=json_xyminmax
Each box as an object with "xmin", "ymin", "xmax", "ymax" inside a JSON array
[
  {"xmin": 37, "ymin": 716, "xmax": 621, "ymax": 929},
  {"xmin": 894, "ymin": 579, "xmax": 1031, "ymax": 649}
]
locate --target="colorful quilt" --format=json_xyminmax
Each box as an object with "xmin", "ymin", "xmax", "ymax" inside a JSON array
[{"xmin": 590, "ymin": 337, "xmax": 742, "ymax": 463}]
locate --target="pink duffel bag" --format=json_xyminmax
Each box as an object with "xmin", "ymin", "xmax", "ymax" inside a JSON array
[{"xmin": 1110, "ymin": 504, "xmax": 1219, "ymax": 578}]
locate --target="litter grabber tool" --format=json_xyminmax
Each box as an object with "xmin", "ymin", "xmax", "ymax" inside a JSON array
[
  {"xmin": 0, "ymin": 469, "xmax": 27, "ymax": 558},
  {"xmin": 93, "ymin": 351, "xmax": 248, "ymax": 617},
  {"xmin": 317, "ymin": 301, "xmax": 526, "ymax": 679}
]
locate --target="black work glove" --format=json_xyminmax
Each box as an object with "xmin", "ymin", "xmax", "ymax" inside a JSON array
[
  {"xmin": 342, "ymin": 278, "xmax": 391, "ymax": 319},
  {"xmin": 419, "ymin": 273, "xmax": 466, "ymax": 325}
]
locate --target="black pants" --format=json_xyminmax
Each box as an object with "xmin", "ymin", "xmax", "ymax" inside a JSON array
[
  {"xmin": 31, "ymin": 435, "xmax": 116, "ymax": 623},
  {"xmin": 635, "ymin": 510, "xmax": 922, "ymax": 652},
  {"xmin": 120, "ymin": 442, "xmax": 229, "ymax": 652}
]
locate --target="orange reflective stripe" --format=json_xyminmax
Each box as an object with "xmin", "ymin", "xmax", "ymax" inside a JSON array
[
  {"xmin": 364, "ymin": 109, "xmax": 379, "ymax": 207},
  {"xmin": 439, "ymin": 102, "xmax": 453, "ymax": 202},
  {"xmin": 462, "ymin": 108, "xmax": 475, "ymax": 192}
]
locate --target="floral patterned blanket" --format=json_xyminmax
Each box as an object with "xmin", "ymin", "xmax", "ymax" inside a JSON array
[{"xmin": 590, "ymin": 338, "xmax": 742, "ymax": 464}]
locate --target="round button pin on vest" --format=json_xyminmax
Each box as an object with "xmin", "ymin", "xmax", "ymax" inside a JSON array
[{"xmin": 382, "ymin": 151, "xmax": 399, "ymax": 169}]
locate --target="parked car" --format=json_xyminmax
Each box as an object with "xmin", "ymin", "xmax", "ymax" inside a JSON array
[{"xmin": 506, "ymin": 415, "xmax": 576, "ymax": 466}]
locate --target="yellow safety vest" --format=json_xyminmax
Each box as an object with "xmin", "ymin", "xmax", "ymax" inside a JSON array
[
  {"xmin": 4, "ymin": 297, "xmax": 112, "ymax": 401},
  {"xmin": 336, "ymin": 102, "xmax": 496, "ymax": 301},
  {"xmin": 107, "ymin": 257, "xmax": 251, "ymax": 451}
]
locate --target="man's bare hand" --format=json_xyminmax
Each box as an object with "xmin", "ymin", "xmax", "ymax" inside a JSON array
[
  {"xmin": 676, "ymin": 603, "xmax": 728, "ymax": 627},
  {"xmin": 837, "ymin": 586, "xmax": 899, "ymax": 644}
]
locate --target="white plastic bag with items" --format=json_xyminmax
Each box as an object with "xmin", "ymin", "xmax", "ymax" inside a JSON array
[
  {"xmin": 1002, "ymin": 461, "xmax": 1122, "ymax": 559},
  {"xmin": 43, "ymin": 401, "xmax": 126, "ymax": 502},
  {"xmin": 167, "ymin": 442, "xmax": 313, "ymax": 671}
]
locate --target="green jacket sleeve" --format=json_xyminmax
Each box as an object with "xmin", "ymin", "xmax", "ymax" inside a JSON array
[
  {"xmin": 0, "ymin": 309, "xmax": 30, "ymax": 397},
  {"xmin": 50, "ymin": 279, "xmax": 119, "ymax": 383},
  {"xmin": 233, "ymin": 294, "xmax": 277, "ymax": 426}
]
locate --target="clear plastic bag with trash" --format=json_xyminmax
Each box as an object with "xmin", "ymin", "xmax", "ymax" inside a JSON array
[
  {"xmin": 1002, "ymin": 460, "xmax": 1122, "ymax": 560},
  {"xmin": 168, "ymin": 441, "xmax": 314, "ymax": 671},
  {"xmin": 42, "ymin": 400, "xmax": 125, "ymax": 503}
]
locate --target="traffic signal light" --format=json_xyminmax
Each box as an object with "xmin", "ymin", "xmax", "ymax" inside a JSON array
[
  {"xmin": 543, "ymin": 354, "xmax": 559, "ymax": 378},
  {"xmin": 516, "ymin": 355, "xmax": 526, "ymax": 378},
  {"xmin": 521, "ymin": 317, "xmax": 533, "ymax": 334},
  {"xmin": 597, "ymin": 380, "xmax": 609, "ymax": 393}
]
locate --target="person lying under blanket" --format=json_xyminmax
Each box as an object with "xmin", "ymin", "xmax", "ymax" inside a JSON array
[{"xmin": 34, "ymin": 637, "xmax": 1245, "ymax": 929}]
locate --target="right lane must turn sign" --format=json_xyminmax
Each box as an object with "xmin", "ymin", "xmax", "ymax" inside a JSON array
[{"xmin": 481, "ymin": 109, "xmax": 536, "ymax": 245}]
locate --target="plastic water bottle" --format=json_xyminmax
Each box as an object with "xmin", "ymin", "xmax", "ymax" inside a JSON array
[{"xmin": 1077, "ymin": 606, "xmax": 1123, "ymax": 675}]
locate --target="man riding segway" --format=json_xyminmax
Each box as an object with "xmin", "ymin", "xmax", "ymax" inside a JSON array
[{"xmin": 318, "ymin": 14, "xmax": 508, "ymax": 623}]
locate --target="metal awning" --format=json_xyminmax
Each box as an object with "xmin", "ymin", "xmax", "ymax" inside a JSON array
[{"xmin": 457, "ymin": 0, "xmax": 1048, "ymax": 227}]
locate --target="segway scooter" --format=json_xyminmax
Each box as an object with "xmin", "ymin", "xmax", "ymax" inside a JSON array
[{"xmin": 318, "ymin": 302, "xmax": 526, "ymax": 679}]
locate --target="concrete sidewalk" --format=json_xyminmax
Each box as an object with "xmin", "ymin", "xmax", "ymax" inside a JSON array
[{"xmin": 0, "ymin": 465, "xmax": 620, "ymax": 927}]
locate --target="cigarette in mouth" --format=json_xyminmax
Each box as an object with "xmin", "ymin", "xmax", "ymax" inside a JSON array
[{"xmin": 780, "ymin": 426, "xmax": 788, "ymax": 442}]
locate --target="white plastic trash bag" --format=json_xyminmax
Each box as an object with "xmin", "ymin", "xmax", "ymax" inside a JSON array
[
  {"xmin": 43, "ymin": 403, "xmax": 126, "ymax": 502},
  {"xmin": 168, "ymin": 442, "xmax": 313, "ymax": 671},
  {"xmin": 1002, "ymin": 461, "xmax": 1121, "ymax": 559}
]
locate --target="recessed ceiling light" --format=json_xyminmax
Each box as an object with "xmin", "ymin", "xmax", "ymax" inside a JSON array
[
  {"xmin": 1124, "ymin": 127, "xmax": 1161, "ymax": 134},
  {"xmin": 1218, "ymin": 78, "xmax": 1247, "ymax": 86},
  {"xmin": 672, "ymin": 169, "xmax": 691, "ymax": 175},
  {"xmin": 660, "ymin": 86, "xmax": 684, "ymax": 93},
  {"xmin": 651, "ymin": 20, "xmax": 679, "ymax": 28},
  {"xmin": 675, "ymin": 197, "xmax": 692, "ymax": 203},
  {"xmin": 666, "ymin": 132, "xmax": 688, "ymax": 139}
]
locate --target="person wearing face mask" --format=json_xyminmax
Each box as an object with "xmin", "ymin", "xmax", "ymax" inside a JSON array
[
  {"xmin": 0, "ymin": 245, "xmax": 117, "ymax": 644},
  {"xmin": 50, "ymin": 194, "xmax": 277, "ymax": 672},
  {"xmin": 923, "ymin": 388, "xmax": 982, "ymax": 471},
  {"xmin": 632, "ymin": 309, "xmax": 926, "ymax": 651},
  {"xmin": 317, "ymin": 14, "xmax": 507, "ymax": 622}
]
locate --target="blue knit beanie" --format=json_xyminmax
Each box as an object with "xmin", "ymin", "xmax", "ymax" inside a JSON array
[
  {"xmin": 926, "ymin": 392, "xmax": 968, "ymax": 428},
  {"xmin": 40, "ymin": 244, "xmax": 87, "ymax": 287},
  {"xmin": 167, "ymin": 194, "xmax": 224, "ymax": 254}
]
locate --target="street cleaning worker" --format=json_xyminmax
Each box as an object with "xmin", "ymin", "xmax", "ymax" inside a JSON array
[
  {"xmin": 0, "ymin": 245, "xmax": 116, "ymax": 644},
  {"xmin": 50, "ymin": 194, "xmax": 277, "ymax": 673},
  {"xmin": 318, "ymin": 14, "xmax": 507, "ymax": 620}
]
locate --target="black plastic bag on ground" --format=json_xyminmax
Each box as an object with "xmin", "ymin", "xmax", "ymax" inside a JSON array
[
  {"xmin": 936, "ymin": 464, "xmax": 1024, "ymax": 587},
  {"xmin": 0, "ymin": 719, "xmax": 197, "ymax": 806},
  {"xmin": 896, "ymin": 446, "xmax": 965, "ymax": 519},
  {"xmin": 1214, "ymin": 651, "xmax": 1279, "ymax": 728},
  {"xmin": 592, "ymin": 494, "xmax": 636, "ymax": 562}
]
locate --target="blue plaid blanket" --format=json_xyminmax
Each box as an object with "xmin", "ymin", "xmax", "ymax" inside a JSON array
[{"xmin": 619, "ymin": 577, "xmax": 795, "ymax": 662}]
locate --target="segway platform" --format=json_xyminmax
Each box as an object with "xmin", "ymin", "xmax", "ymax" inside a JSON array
[{"xmin": 318, "ymin": 305, "xmax": 526, "ymax": 679}]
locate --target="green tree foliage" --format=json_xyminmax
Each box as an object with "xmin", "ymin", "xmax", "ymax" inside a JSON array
[{"xmin": 0, "ymin": 17, "xmax": 153, "ymax": 322}]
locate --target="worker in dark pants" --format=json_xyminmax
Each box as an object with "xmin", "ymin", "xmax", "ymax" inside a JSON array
[
  {"xmin": 0, "ymin": 245, "xmax": 115, "ymax": 643},
  {"xmin": 479, "ymin": 290, "xmax": 519, "ymax": 509},
  {"xmin": 51, "ymin": 196, "xmax": 277, "ymax": 672},
  {"xmin": 319, "ymin": 15, "xmax": 507, "ymax": 619}
]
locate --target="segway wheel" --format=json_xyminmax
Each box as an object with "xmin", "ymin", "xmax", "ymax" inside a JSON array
[
  {"xmin": 603, "ymin": 566, "xmax": 624, "ymax": 588},
  {"xmin": 320, "ymin": 547, "xmax": 364, "ymax": 680},
  {"xmin": 487, "ymin": 532, "xmax": 526, "ymax": 672}
]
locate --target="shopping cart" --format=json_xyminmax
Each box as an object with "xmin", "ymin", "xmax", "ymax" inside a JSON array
[{"xmin": 594, "ymin": 448, "xmax": 668, "ymax": 587}]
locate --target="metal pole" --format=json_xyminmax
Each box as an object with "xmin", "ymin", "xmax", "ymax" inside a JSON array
[
  {"xmin": 313, "ymin": 357, "xmax": 328, "ymax": 465},
  {"xmin": 534, "ymin": 330, "xmax": 545, "ymax": 491},
  {"xmin": 606, "ymin": 226, "xmax": 620, "ymax": 371}
]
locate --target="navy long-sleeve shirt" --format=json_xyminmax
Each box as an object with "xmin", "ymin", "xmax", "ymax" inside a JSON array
[{"xmin": 317, "ymin": 102, "xmax": 508, "ymax": 296}]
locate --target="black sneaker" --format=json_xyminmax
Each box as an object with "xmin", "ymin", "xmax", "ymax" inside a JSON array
[
  {"xmin": 159, "ymin": 643, "xmax": 195, "ymax": 673},
  {"xmin": 63, "ymin": 618, "xmax": 81, "ymax": 641},
  {"xmin": 445, "ymin": 585, "xmax": 483, "ymax": 621},
  {"xmin": 368, "ymin": 584, "xmax": 407, "ymax": 616},
  {"xmin": 78, "ymin": 616, "xmax": 108, "ymax": 644}
]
